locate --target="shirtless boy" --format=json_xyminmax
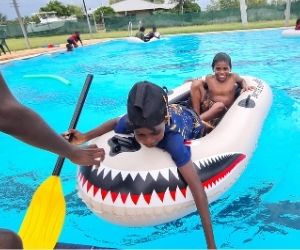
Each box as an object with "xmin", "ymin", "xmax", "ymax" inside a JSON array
[{"xmin": 190, "ymin": 52, "xmax": 255, "ymax": 127}]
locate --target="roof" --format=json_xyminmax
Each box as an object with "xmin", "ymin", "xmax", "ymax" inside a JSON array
[{"xmin": 110, "ymin": 0, "xmax": 178, "ymax": 13}]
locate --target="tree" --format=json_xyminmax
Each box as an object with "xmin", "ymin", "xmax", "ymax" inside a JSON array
[
  {"xmin": 207, "ymin": 0, "xmax": 268, "ymax": 10},
  {"xmin": 247, "ymin": 0, "xmax": 267, "ymax": 6},
  {"xmin": 40, "ymin": 0, "xmax": 71, "ymax": 16},
  {"xmin": 0, "ymin": 13, "xmax": 7, "ymax": 24},
  {"xmin": 172, "ymin": 0, "xmax": 201, "ymax": 13},
  {"xmin": 94, "ymin": 7, "xmax": 115, "ymax": 23},
  {"xmin": 216, "ymin": 0, "xmax": 239, "ymax": 9},
  {"xmin": 183, "ymin": 1, "xmax": 201, "ymax": 13},
  {"xmin": 206, "ymin": 0, "xmax": 220, "ymax": 11},
  {"xmin": 66, "ymin": 5, "xmax": 84, "ymax": 18},
  {"xmin": 110, "ymin": 0, "xmax": 164, "ymax": 3},
  {"xmin": 109, "ymin": 0, "xmax": 122, "ymax": 4}
]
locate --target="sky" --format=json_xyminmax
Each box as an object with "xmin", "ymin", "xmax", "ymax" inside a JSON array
[{"xmin": 0, "ymin": 0, "xmax": 210, "ymax": 20}]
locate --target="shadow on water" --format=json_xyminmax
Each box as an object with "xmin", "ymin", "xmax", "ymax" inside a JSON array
[
  {"xmin": 113, "ymin": 182, "xmax": 300, "ymax": 248},
  {"xmin": 212, "ymin": 184, "xmax": 300, "ymax": 247}
]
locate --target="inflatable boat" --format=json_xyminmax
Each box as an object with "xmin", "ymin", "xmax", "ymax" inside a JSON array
[
  {"xmin": 77, "ymin": 76, "xmax": 272, "ymax": 226},
  {"xmin": 282, "ymin": 29, "xmax": 300, "ymax": 37},
  {"xmin": 125, "ymin": 37, "xmax": 159, "ymax": 43}
]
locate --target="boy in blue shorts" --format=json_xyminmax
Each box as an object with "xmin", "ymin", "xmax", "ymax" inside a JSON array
[{"xmin": 68, "ymin": 81, "xmax": 216, "ymax": 249}]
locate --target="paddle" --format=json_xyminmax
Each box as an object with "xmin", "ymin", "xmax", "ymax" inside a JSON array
[{"xmin": 19, "ymin": 74, "xmax": 94, "ymax": 249}]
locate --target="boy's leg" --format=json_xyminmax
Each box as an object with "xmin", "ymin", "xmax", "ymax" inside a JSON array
[
  {"xmin": 200, "ymin": 102, "xmax": 226, "ymax": 123},
  {"xmin": 0, "ymin": 228, "xmax": 23, "ymax": 249},
  {"xmin": 190, "ymin": 79, "xmax": 205, "ymax": 115}
]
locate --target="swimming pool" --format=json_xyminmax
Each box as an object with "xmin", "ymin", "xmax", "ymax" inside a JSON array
[{"xmin": 1, "ymin": 28, "xmax": 300, "ymax": 248}]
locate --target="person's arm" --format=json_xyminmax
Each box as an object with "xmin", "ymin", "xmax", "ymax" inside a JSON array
[
  {"xmin": 163, "ymin": 134, "xmax": 216, "ymax": 248},
  {"xmin": 78, "ymin": 36, "xmax": 83, "ymax": 46},
  {"xmin": 179, "ymin": 161, "xmax": 216, "ymax": 249},
  {"xmin": 65, "ymin": 118, "xmax": 119, "ymax": 145},
  {"xmin": 235, "ymin": 74, "xmax": 255, "ymax": 92},
  {"xmin": 0, "ymin": 73, "xmax": 104, "ymax": 166},
  {"xmin": 190, "ymin": 79, "xmax": 206, "ymax": 116}
]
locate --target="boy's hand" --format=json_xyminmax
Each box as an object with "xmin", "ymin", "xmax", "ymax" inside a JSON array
[
  {"xmin": 62, "ymin": 128, "xmax": 87, "ymax": 145},
  {"xmin": 242, "ymin": 85, "xmax": 256, "ymax": 92}
]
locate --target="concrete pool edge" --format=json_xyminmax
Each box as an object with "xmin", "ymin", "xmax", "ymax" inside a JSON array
[{"xmin": 0, "ymin": 38, "xmax": 112, "ymax": 64}]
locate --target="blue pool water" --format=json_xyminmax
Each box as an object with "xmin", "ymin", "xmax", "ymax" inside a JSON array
[{"xmin": 1, "ymin": 28, "xmax": 300, "ymax": 248}]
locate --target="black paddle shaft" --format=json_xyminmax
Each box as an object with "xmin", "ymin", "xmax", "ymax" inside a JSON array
[{"xmin": 52, "ymin": 74, "xmax": 94, "ymax": 176}]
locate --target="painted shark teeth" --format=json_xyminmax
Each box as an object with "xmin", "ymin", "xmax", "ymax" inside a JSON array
[{"xmin": 78, "ymin": 152, "xmax": 246, "ymax": 207}]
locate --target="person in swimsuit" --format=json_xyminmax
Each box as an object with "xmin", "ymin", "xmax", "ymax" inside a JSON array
[
  {"xmin": 65, "ymin": 81, "xmax": 217, "ymax": 249},
  {"xmin": 135, "ymin": 26, "xmax": 146, "ymax": 41},
  {"xmin": 295, "ymin": 18, "xmax": 300, "ymax": 30},
  {"xmin": 67, "ymin": 31, "xmax": 83, "ymax": 48},
  {"xmin": 144, "ymin": 26, "xmax": 160, "ymax": 41},
  {"xmin": 190, "ymin": 52, "xmax": 255, "ymax": 129}
]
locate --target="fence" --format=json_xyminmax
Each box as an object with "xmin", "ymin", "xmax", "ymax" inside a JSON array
[
  {"xmin": 2, "ymin": 2, "xmax": 300, "ymax": 38},
  {"xmin": 104, "ymin": 3, "xmax": 300, "ymax": 31}
]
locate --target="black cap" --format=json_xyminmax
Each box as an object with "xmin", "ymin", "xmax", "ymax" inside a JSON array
[{"xmin": 127, "ymin": 81, "xmax": 168, "ymax": 129}]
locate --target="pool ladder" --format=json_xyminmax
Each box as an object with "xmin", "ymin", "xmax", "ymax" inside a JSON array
[{"xmin": 128, "ymin": 21, "xmax": 133, "ymax": 36}]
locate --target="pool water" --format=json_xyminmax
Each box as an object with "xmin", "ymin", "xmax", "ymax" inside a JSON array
[{"xmin": 1, "ymin": 28, "xmax": 300, "ymax": 248}]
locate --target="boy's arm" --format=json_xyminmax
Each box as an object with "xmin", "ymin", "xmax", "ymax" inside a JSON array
[
  {"xmin": 190, "ymin": 79, "xmax": 206, "ymax": 116},
  {"xmin": 84, "ymin": 118, "xmax": 119, "ymax": 141},
  {"xmin": 66, "ymin": 118, "xmax": 120, "ymax": 145},
  {"xmin": 178, "ymin": 161, "xmax": 216, "ymax": 249},
  {"xmin": 235, "ymin": 74, "xmax": 255, "ymax": 92},
  {"xmin": 78, "ymin": 35, "xmax": 83, "ymax": 45},
  {"xmin": 163, "ymin": 134, "xmax": 215, "ymax": 248}
]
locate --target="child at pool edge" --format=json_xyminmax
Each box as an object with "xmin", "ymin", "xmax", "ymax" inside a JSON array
[
  {"xmin": 0, "ymin": 72, "xmax": 105, "ymax": 249},
  {"xmin": 295, "ymin": 18, "xmax": 300, "ymax": 30},
  {"xmin": 67, "ymin": 31, "xmax": 83, "ymax": 49},
  {"xmin": 65, "ymin": 81, "xmax": 217, "ymax": 249},
  {"xmin": 135, "ymin": 26, "xmax": 146, "ymax": 41},
  {"xmin": 190, "ymin": 52, "xmax": 255, "ymax": 128}
]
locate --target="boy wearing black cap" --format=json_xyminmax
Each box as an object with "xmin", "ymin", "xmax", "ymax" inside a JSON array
[{"xmin": 68, "ymin": 81, "xmax": 216, "ymax": 249}]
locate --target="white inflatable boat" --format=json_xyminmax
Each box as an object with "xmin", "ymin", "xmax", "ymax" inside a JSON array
[
  {"xmin": 282, "ymin": 29, "xmax": 300, "ymax": 37},
  {"xmin": 77, "ymin": 76, "xmax": 272, "ymax": 226},
  {"xmin": 125, "ymin": 37, "xmax": 159, "ymax": 43}
]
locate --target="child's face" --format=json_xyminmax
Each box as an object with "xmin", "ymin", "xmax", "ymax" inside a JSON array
[
  {"xmin": 213, "ymin": 60, "xmax": 231, "ymax": 82},
  {"xmin": 134, "ymin": 122, "xmax": 165, "ymax": 147}
]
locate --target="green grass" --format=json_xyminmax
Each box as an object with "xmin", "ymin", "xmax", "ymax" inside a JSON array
[{"xmin": 6, "ymin": 19, "xmax": 294, "ymax": 51}]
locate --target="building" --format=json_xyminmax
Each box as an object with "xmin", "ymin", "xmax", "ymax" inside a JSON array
[{"xmin": 110, "ymin": 0, "xmax": 178, "ymax": 16}]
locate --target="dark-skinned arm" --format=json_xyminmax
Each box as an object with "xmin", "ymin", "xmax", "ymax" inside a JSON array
[
  {"xmin": 78, "ymin": 36, "xmax": 83, "ymax": 46},
  {"xmin": 178, "ymin": 160, "xmax": 216, "ymax": 249},
  {"xmin": 235, "ymin": 74, "xmax": 255, "ymax": 92},
  {"xmin": 66, "ymin": 118, "xmax": 119, "ymax": 145},
  {"xmin": 0, "ymin": 73, "xmax": 104, "ymax": 166},
  {"xmin": 190, "ymin": 79, "xmax": 206, "ymax": 116}
]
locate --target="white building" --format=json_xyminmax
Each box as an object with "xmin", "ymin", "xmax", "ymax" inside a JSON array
[{"xmin": 110, "ymin": 0, "xmax": 178, "ymax": 16}]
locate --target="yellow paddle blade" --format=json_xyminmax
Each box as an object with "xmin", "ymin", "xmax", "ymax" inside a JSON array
[{"xmin": 19, "ymin": 176, "xmax": 66, "ymax": 249}]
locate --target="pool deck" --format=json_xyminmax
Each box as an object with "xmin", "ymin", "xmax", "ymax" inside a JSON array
[{"xmin": 0, "ymin": 38, "xmax": 110, "ymax": 63}]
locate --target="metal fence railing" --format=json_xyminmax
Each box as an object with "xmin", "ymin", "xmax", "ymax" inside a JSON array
[
  {"xmin": 103, "ymin": 3, "xmax": 299, "ymax": 31},
  {"xmin": 1, "ymin": 2, "xmax": 300, "ymax": 38}
]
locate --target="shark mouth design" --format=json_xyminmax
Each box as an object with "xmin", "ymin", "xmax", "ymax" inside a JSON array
[{"xmin": 78, "ymin": 152, "xmax": 246, "ymax": 206}]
